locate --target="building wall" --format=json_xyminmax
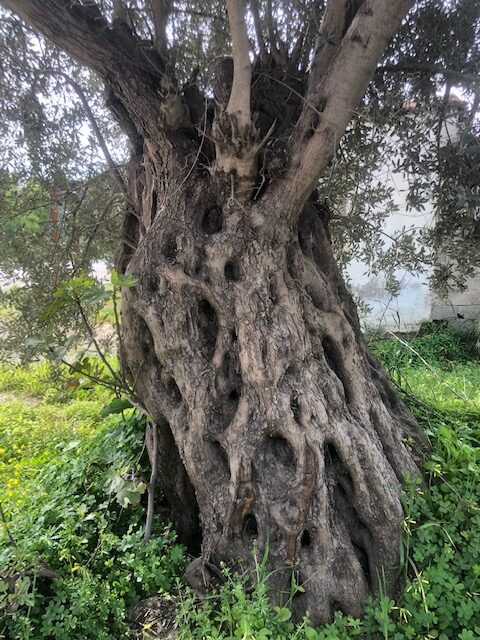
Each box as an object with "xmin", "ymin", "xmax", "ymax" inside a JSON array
[
  {"xmin": 346, "ymin": 160, "xmax": 434, "ymax": 332},
  {"xmin": 346, "ymin": 112, "xmax": 480, "ymax": 332},
  {"xmin": 431, "ymin": 271, "xmax": 480, "ymax": 326}
]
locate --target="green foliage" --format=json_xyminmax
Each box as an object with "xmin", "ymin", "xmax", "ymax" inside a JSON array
[
  {"xmin": 100, "ymin": 396, "xmax": 134, "ymax": 417},
  {"xmin": 0, "ymin": 172, "xmax": 123, "ymax": 362},
  {"xmin": 0, "ymin": 358, "xmax": 113, "ymax": 404},
  {"xmin": 1, "ymin": 331, "xmax": 479, "ymax": 639},
  {"xmin": 0, "ymin": 360, "xmax": 62, "ymax": 398},
  {"xmin": 178, "ymin": 408, "xmax": 480, "ymax": 638},
  {"xmin": 395, "ymin": 365, "xmax": 480, "ymax": 412},
  {"xmin": 369, "ymin": 323, "xmax": 478, "ymax": 371},
  {"xmin": 0, "ymin": 401, "xmax": 185, "ymax": 640},
  {"xmin": 369, "ymin": 324, "xmax": 480, "ymax": 412},
  {"xmin": 177, "ymin": 560, "xmax": 363, "ymax": 640},
  {"xmin": 0, "ymin": 400, "xmax": 102, "ymax": 461},
  {"xmin": 21, "ymin": 272, "xmax": 136, "ymax": 405}
]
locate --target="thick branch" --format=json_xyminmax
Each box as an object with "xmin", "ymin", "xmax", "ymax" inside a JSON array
[
  {"xmin": 274, "ymin": 0, "xmax": 415, "ymax": 223},
  {"xmin": 0, "ymin": 0, "xmax": 140, "ymax": 76},
  {"xmin": 376, "ymin": 62, "xmax": 480, "ymax": 85},
  {"xmin": 226, "ymin": 0, "xmax": 252, "ymax": 128},
  {"xmin": 149, "ymin": 0, "xmax": 170, "ymax": 57},
  {"xmin": 306, "ymin": 0, "xmax": 364, "ymax": 100},
  {"xmin": 2, "ymin": 0, "xmax": 198, "ymax": 146}
]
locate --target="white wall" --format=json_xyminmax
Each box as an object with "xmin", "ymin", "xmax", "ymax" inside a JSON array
[
  {"xmin": 346, "ymin": 159, "xmax": 434, "ymax": 331},
  {"xmin": 345, "ymin": 111, "xmax": 480, "ymax": 332}
]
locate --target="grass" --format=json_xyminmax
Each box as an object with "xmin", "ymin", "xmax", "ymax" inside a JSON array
[
  {"xmin": 397, "ymin": 364, "xmax": 480, "ymax": 411},
  {"xmin": 0, "ymin": 364, "xmax": 185, "ymax": 639},
  {"xmin": 0, "ymin": 326, "xmax": 479, "ymax": 639},
  {"xmin": 369, "ymin": 323, "xmax": 480, "ymax": 413}
]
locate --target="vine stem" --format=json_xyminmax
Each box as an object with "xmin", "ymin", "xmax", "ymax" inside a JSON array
[
  {"xmin": 144, "ymin": 421, "xmax": 158, "ymax": 542},
  {"xmin": 0, "ymin": 500, "xmax": 17, "ymax": 548}
]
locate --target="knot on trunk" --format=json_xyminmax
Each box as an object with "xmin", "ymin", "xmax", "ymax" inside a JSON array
[{"xmin": 212, "ymin": 111, "xmax": 270, "ymax": 200}]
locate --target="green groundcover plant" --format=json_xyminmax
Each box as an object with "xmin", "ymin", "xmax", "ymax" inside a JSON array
[
  {"xmin": 176, "ymin": 394, "xmax": 480, "ymax": 640},
  {"xmin": 0, "ymin": 408, "xmax": 186, "ymax": 640}
]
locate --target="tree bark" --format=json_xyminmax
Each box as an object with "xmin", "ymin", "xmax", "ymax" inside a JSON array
[
  {"xmin": 118, "ymin": 147, "xmax": 427, "ymax": 623},
  {"xmin": 1, "ymin": 0, "xmax": 425, "ymax": 624}
]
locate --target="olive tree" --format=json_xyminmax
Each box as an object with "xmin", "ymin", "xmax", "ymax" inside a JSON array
[{"xmin": 1, "ymin": 0, "xmax": 478, "ymax": 623}]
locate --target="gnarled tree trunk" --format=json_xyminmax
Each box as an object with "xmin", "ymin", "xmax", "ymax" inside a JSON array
[
  {"xmin": 118, "ymin": 149, "xmax": 426, "ymax": 623},
  {"xmin": 3, "ymin": 0, "xmax": 423, "ymax": 624}
]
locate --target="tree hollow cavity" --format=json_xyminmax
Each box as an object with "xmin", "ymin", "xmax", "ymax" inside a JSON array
[
  {"xmin": 300, "ymin": 529, "xmax": 311, "ymax": 548},
  {"xmin": 224, "ymin": 259, "xmax": 241, "ymax": 282},
  {"xmin": 322, "ymin": 335, "xmax": 352, "ymax": 404},
  {"xmin": 202, "ymin": 205, "xmax": 223, "ymax": 234},
  {"xmin": 165, "ymin": 377, "xmax": 182, "ymax": 405},
  {"xmin": 163, "ymin": 233, "xmax": 178, "ymax": 262},
  {"xmin": 324, "ymin": 441, "xmax": 372, "ymax": 591},
  {"xmin": 207, "ymin": 441, "xmax": 230, "ymax": 481},
  {"xmin": 256, "ymin": 435, "xmax": 297, "ymax": 491},
  {"xmin": 196, "ymin": 298, "xmax": 219, "ymax": 360},
  {"xmin": 242, "ymin": 513, "xmax": 258, "ymax": 540}
]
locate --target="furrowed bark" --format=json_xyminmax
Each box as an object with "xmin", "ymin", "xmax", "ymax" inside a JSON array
[
  {"xmin": 117, "ymin": 145, "xmax": 427, "ymax": 623},
  {"xmin": 4, "ymin": 0, "xmax": 427, "ymax": 624}
]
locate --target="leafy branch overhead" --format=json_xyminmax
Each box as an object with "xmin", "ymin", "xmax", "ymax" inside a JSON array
[{"xmin": 0, "ymin": 0, "xmax": 421, "ymax": 208}]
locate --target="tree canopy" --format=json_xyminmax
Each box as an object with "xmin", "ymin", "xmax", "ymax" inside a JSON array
[{"xmin": 0, "ymin": 0, "xmax": 478, "ymax": 357}]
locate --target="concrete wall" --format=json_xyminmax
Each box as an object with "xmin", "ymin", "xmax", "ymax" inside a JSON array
[
  {"xmin": 346, "ymin": 159, "xmax": 434, "ymax": 332},
  {"xmin": 432, "ymin": 270, "xmax": 480, "ymax": 327},
  {"xmin": 346, "ymin": 112, "xmax": 480, "ymax": 332}
]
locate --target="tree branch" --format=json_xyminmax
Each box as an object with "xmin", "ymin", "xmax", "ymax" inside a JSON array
[
  {"xmin": 265, "ymin": 0, "xmax": 276, "ymax": 49},
  {"xmin": 144, "ymin": 420, "xmax": 158, "ymax": 542},
  {"xmin": 149, "ymin": 0, "xmax": 170, "ymax": 57},
  {"xmin": 250, "ymin": 0, "xmax": 265, "ymax": 51},
  {"xmin": 1, "ymin": 1, "xmax": 197, "ymax": 143},
  {"xmin": 273, "ymin": 0, "xmax": 415, "ymax": 223},
  {"xmin": 0, "ymin": 0, "xmax": 139, "ymax": 76},
  {"xmin": 376, "ymin": 62, "xmax": 480, "ymax": 85},
  {"xmin": 468, "ymin": 89, "xmax": 480, "ymax": 127},
  {"xmin": 226, "ymin": 0, "xmax": 252, "ymax": 128},
  {"xmin": 305, "ymin": 0, "xmax": 364, "ymax": 115},
  {"xmin": 63, "ymin": 76, "xmax": 127, "ymax": 194}
]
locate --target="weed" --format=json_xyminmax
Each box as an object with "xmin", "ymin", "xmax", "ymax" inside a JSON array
[{"xmin": 0, "ymin": 411, "xmax": 186, "ymax": 639}]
